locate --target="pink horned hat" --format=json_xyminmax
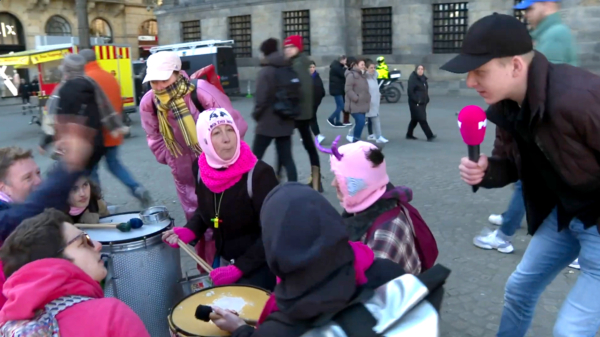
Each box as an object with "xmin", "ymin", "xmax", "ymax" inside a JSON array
[{"xmin": 316, "ymin": 136, "xmax": 389, "ymax": 213}]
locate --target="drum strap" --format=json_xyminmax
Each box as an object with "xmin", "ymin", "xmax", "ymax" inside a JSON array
[{"xmin": 247, "ymin": 164, "xmax": 256, "ymax": 199}]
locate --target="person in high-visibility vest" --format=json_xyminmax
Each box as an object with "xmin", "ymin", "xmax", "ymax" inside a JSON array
[{"xmin": 376, "ymin": 56, "xmax": 389, "ymax": 82}]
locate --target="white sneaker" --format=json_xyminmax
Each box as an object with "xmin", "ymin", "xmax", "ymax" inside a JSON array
[
  {"xmin": 376, "ymin": 136, "xmax": 389, "ymax": 143},
  {"xmin": 488, "ymin": 214, "xmax": 503, "ymax": 226},
  {"xmin": 346, "ymin": 134, "xmax": 354, "ymax": 142},
  {"xmin": 569, "ymin": 258, "xmax": 580, "ymax": 270},
  {"xmin": 473, "ymin": 229, "xmax": 514, "ymax": 253},
  {"xmin": 367, "ymin": 134, "xmax": 376, "ymax": 141},
  {"xmin": 316, "ymin": 134, "xmax": 326, "ymax": 144}
]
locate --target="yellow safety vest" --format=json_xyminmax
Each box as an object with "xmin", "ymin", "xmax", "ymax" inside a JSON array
[{"xmin": 376, "ymin": 63, "xmax": 389, "ymax": 79}]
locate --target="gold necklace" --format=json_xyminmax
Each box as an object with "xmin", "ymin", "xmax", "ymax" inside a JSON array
[{"xmin": 211, "ymin": 192, "xmax": 224, "ymax": 228}]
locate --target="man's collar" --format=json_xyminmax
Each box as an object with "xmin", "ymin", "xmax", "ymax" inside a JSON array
[
  {"xmin": 524, "ymin": 51, "xmax": 550, "ymax": 122},
  {"xmin": 531, "ymin": 12, "xmax": 562, "ymax": 40}
]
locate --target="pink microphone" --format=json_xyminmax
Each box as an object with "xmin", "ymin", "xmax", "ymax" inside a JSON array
[{"xmin": 457, "ymin": 105, "xmax": 487, "ymax": 192}]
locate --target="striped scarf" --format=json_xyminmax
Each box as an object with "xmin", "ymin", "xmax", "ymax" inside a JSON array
[{"xmin": 153, "ymin": 75, "xmax": 201, "ymax": 157}]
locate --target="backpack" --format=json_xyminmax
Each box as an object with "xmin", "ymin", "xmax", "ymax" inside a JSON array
[
  {"xmin": 0, "ymin": 295, "xmax": 92, "ymax": 337},
  {"xmin": 151, "ymin": 79, "xmax": 204, "ymax": 115},
  {"xmin": 272, "ymin": 66, "xmax": 302, "ymax": 120}
]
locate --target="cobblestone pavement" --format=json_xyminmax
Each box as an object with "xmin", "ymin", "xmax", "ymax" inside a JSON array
[{"xmin": 0, "ymin": 94, "xmax": 584, "ymax": 337}]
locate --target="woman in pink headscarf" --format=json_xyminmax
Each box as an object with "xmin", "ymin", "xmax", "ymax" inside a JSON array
[
  {"xmin": 162, "ymin": 108, "xmax": 277, "ymax": 290},
  {"xmin": 139, "ymin": 52, "xmax": 248, "ymax": 263}
]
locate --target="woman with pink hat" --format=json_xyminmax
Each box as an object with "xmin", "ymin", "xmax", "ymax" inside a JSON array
[
  {"xmin": 162, "ymin": 108, "xmax": 277, "ymax": 290},
  {"xmin": 139, "ymin": 51, "xmax": 248, "ymax": 263},
  {"xmin": 318, "ymin": 136, "xmax": 438, "ymax": 275}
]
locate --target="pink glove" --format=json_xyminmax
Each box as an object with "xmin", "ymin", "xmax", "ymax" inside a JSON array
[
  {"xmin": 210, "ymin": 265, "xmax": 243, "ymax": 286},
  {"xmin": 164, "ymin": 227, "xmax": 197, "ymax": 248}
]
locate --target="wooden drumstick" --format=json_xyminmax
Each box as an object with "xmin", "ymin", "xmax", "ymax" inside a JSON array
[
  {"xmin": 76, "ymin": 223, "xmax": 131, "ymax": 232},
  {"xmin": 177, "ymin": 239, "xmax": 213, "ymax": 273}
]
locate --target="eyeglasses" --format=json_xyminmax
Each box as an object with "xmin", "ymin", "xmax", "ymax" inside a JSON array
[{"xmin": 57, "ymin": 232, "xmax": 94, "ymax": 254}]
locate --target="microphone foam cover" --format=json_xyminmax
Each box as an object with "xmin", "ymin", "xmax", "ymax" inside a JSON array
[
  {"xmin": 195, "ymin": 304, "xmax": 213, "ymax": 322},
  {"xmin": 457, "ymin": 105, "xmax": 487, "ymax": 146}
]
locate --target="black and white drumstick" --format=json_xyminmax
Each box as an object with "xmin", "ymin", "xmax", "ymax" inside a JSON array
[
  {"xmin": 76, "ymin": 219, "xmax": 144, "ymax": 233},
  {"xmin": 195, "ymin": 305, "xmax": 257, "ymax": 326}
]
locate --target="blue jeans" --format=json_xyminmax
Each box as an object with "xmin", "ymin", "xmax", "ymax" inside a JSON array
[
  {"xmin": 498, "ymin": 180, "xmax": 526, "ymax": 239},
  {"xmin": 351, "ymin": 113, "xmax": 366, "ymax": 142},
  {"xmin": 497, "ymin": 208, "xmax": 600, "ymax": 337},
  {"xmin": 90, "ymin": 146, "xmax": 141, "ymax": 195},
  {"xmin": 328, "ymin": 95, "xmax": 344, "ymax": 124}
]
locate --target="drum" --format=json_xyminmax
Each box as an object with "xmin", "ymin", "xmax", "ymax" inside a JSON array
[
  {"xmin": 89, "ymin": 211, "xmax": 183, "ymax": 337},
  {"xmin": 169, "ymin": 285, "xmax": 270, "ymax": 336},
  {"xmin": 179, "ymin": 273, "xmax": 213, "ymax": 298}
]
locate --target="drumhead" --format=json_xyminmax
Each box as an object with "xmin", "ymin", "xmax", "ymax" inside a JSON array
[
  {"xmin": 170, "ymin": 285, "xmax": 270, "ymax": 336},
  {"xmin": 87, "ymin": 212, "xmax": 171, "ymax": 244}
]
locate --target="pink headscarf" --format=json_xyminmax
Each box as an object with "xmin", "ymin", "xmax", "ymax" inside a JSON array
[
  {"xmin": 196, "ymin": 108, "xmax": 257, "ymax": 193},
  {"xmin": 196, "ymin": 108, "xmax": 241, "ymax": 168},
  {"xmin": 320, "ymin": 137, "xmax": 389, "ymax": 213}
]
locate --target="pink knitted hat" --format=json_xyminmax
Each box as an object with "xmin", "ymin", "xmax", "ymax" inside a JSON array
[
  {"xmin": 195, "ymin": 108, "xmax": 241, "ymax": 168},
  {"xmin": 318, "ymin": 136, "xmax": 389, "ymax": 213}
]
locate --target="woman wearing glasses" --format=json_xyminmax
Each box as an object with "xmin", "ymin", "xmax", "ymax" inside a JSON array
[{"xmin": 0, "ymin": 209, "xmax": 150, "ymax": 337}]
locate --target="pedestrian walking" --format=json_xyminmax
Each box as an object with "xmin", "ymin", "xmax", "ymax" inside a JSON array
[
  {"xmin": 79, "ymin": 49, "xmax": 152, "ymax": 208},
  {"xmin": 18, "ymin": 79, "xmax": 30, "ymax": 106},
  {"xmin": 406, "ymin": 65, "xmax": 435, "ymax": 141},
  {"xmin": 327, "ymin": 55, "xmax": 347, "ymax": 128},
  {"xmin": 448, "ymin": 13, "xmax": 600, "ymax": 337},
  {"xmin": 344, "ymin": 58, "xmax": 370, "ymax": 143},
  {"xmin": 251, "ymin": 38, "xmax": 297, "ymax": 182},
  {"xmin": 309, "ymin": 61, "xmax": 326, "ymax": 144},
  {"xmin": 364, "ymin": 59, "xmax": 388, "ymax": 143},
  {"xmin": 478, "ymin": 0, "xmax": 581, "ymax": 269}
]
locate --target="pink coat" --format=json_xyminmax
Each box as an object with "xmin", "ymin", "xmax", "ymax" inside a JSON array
[
  {"xmin": 0, "ymin": 258, "xmax": 149, "ymax": 337},
  {"xmin": 140, "ymin": 79, "xmax": 248, "ymax": 220}
]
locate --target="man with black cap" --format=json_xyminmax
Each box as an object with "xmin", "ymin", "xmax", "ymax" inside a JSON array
[{"xmin": 443, "ymin": 13, "xmax": 600, "ymax": 337}]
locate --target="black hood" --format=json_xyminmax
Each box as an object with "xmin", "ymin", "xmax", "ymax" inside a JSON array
[
  {"xmin": 261, "ymin": 183, "xmax": 356, "ymax": 321},
  {"xmin": 261, "ymin": 51, "xmax": 290, "ymax": 68},
  {"xmin": 330, "ymin": 60, "xmax": 344, "ymax": 70}
]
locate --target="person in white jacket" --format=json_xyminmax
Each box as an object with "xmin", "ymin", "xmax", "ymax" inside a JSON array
[{"xmin": 364, "ymin": 59, "xmax": 388, "ymax": 143}]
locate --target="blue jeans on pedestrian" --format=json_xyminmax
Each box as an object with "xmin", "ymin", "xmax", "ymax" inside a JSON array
[
  {"xmin": 351, "ymin": 113, "xmax": 366, "ymax": 142},
  {"xmin": 498, "ymin": 180, "xmax": 526, "ymax": 240},
  {"xmin": 328, "ymin": 95, "xmax": 344, "ymax": 124},
  {"xmin": 90, "ymin": 146, "xmax": 140, "ymax": 195},
  {"xmin": 497, "ymin": 208, "xmax": 600, "ymax": 337}
]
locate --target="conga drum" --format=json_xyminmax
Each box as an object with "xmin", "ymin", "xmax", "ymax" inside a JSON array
[{"xmin": 169, "ymin": 285, "xmax": 270, "ymax": 336}]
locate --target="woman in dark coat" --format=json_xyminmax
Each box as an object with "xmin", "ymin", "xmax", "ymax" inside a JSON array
[
  {"xmin": 163, "ymin": 108, "xmax": 278, "ymax": 291},
  {"xmin": 310, "ymin": 61, "xmax": 326, "ymax": 144},
  {"xmin": 327, "ymin": 55, "xmax": 347, "ymax": 127},
  {"xmin": 406, "ymin": 65, "xmax": 436, "ymax": 141}
]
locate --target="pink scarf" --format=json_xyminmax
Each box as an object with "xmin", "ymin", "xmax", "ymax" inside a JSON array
[
  {"xmin": 197, "ymin": 141, "xmax": 257, "ymax": 193},
  {"xmin": 69, "ymin": 206, "xmax": 87, "ymax": 216},
  {"xmin": 257, "ymin": 241, "xmax": 375, "ymax": 325}
]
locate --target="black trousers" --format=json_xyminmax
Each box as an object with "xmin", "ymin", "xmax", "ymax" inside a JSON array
[
  {"xmin": 252, "ymin": 134, "xmax": 297, "ymax": 182},
  {"xmin": 310, "ymin": 105, "xmax": 321, "ymax": 136},
  {"xmin": 295, "ymin": 119, "xmax": 320, "ymax": 168},
  {"xmin": 407, "ymin": 102, "xmax": 434, "ymax": 139}
]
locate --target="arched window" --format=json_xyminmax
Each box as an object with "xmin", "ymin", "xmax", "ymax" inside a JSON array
[
  {"xmin": 45, "ymin": 15, "xmax": 72, "ymax": 36},
  {"xmin": 139, "ymin": 19, "xmax": 158, "ymax": 36},
  {"xmin": 90, "ymin": 18, "xmax": 112, "ymax": 43},
  {"xmin": 0, "ymin": 12, "xmax": 25, "ymax": 46}
]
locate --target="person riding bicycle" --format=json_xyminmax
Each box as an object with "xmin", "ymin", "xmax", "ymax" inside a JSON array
[{"xmin": 376, "ymin": 56, "xmax": 389, "ymax": 85}]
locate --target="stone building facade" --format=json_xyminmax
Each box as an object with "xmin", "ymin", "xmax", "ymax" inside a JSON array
[
  {"xmin": 155, "ymin": 0, "xmax": 599, "ymax": 95},
  {"xmin": 0, "ymin": 0, "xmax": 158, "ymax": 60}
]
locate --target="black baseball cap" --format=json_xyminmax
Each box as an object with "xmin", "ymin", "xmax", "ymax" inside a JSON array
[{"xmin": 440, "ymin": 13, "xmax": 533, "ymax": 74}]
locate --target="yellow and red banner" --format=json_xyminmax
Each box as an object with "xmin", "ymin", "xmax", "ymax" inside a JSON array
[
  {"xmin": 31, "ymin": 49, "xmax": 71, "ymax": 64},
  {"xmin": 0, "ymin": 55, "xmax": 30, "ymax": 66}
]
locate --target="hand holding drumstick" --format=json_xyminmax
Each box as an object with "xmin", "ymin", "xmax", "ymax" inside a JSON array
[{"xmin": 208, "ymin": 306, "xmax": 249, "ymax": 332}]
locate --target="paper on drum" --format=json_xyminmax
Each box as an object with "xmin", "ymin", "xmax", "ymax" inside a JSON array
[{"xmin": 170, "ymin": 285, "xmax": 270, "ymax": 336}]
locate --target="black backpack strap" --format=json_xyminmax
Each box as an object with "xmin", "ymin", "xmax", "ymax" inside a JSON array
[{"xmin": 190, "ymin": 79, "xmax": 204, "ymax": 112}]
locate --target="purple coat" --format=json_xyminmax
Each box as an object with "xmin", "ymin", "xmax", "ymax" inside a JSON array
[{"xmin": 140, "ymin": 79, "xmax": 248, "ymax": 220}]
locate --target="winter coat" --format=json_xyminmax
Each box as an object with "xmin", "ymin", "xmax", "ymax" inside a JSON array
[
  {"xmin": 290, "ymin": 52, "xmax": 314, "ymax": 121},
  {"xmin": 139, "ymin": 75, "xmax": 248, "ymax": 220},
  {"xmin": 344, "ymin": 69, "xmax": 371, "ymax": 114},
  {"xmin": 0, "ymin": 163, "xmax": 82, "ymax": 309},
  {"xmin": 481, "ymin": 52, "xmax": 600, "ymax": 235},
  {"xmin": 312, "ymin": 71, "xmax": 326, "ymax": 110},
  {"xmin": 407, "ymin": 71, "xmax": 429, "ymax": 106},
  {"xmin": 0, "ymin": 259, "xmax": 149, "ymax": 337},
  {"xmin": 18, "ymin": 83, "xmax": 30, "ymax": 98},
  {"xmin": 365, "ymin": 70, "xmax": 380, "ymax": 118},
  {"xmin": 531, "ymin": 12, "xmax": 578, "ymax": 66},
  {"xmin": 328, "ymin": 61, "xmax": 346, "ymax": 96},
  {"xmin": 84, "ymin": 61, "xmax": 123, "ymax": 148},
  {"xmin": 252, "ymin": 52, "xmax": 296, "ymax": 138}
]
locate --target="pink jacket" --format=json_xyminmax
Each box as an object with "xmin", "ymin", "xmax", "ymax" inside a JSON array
[
  {"xmin": 0, "ymin": 258, "xmax": 149, "ymax": 337},
  {"xmin": 140, "ymin": 78, "xmax": 248, "ymax": 220}
]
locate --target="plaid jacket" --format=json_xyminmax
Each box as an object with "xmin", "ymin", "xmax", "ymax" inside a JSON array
[{"xmin": 362, "ymin": 205, "xmax": 421, "ymax": 275}]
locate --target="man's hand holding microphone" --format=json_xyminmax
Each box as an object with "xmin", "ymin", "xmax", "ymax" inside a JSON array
[{"xmin": 457, "ymin": 105, "xmax": 488, "ymax": 189}]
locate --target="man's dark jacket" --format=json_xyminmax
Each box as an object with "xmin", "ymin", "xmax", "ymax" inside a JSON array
[{"xmin": 481, "ymin": 52, "xmax": 600, "ymax": 235}]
